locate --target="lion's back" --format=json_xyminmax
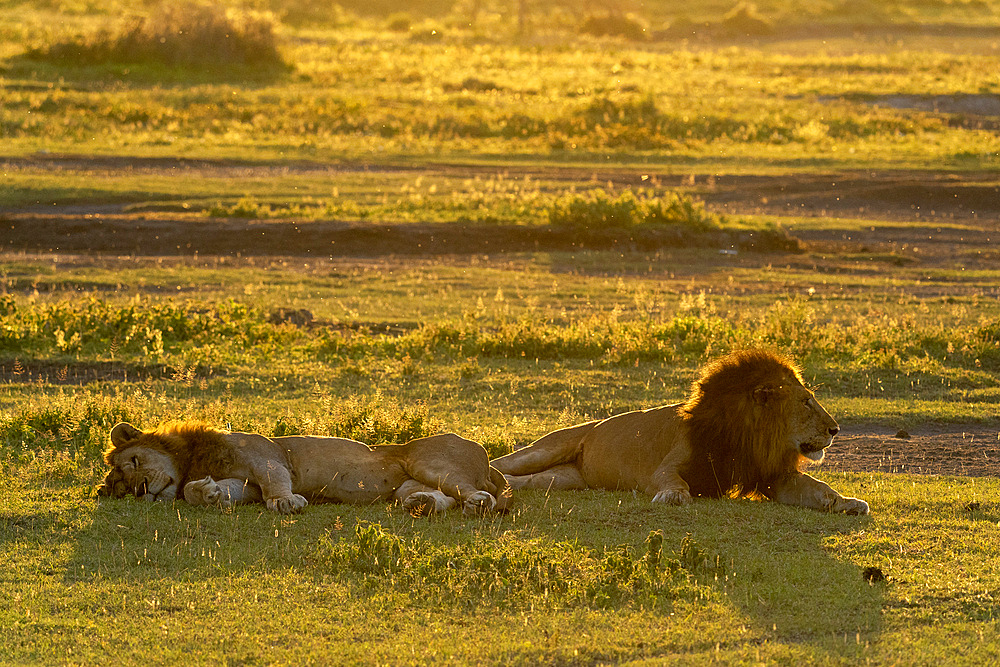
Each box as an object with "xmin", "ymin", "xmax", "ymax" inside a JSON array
[{"xmin": 579, "ymin": 404, "xmax": 686, "ymax": 490}]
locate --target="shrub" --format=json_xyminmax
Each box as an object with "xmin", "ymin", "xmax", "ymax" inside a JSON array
[
  {"xmin": 547, "ymin": 189, "xmax": 722, "ymax": 231},
  {"xmin": 386, "ymin": 12, "xmax": 413, "ymax": 31},
  {"xmin": 271, "ymin": 391, "xmax": 436, "ymax": 445},
  {"xmin": 579, "ymin": 13, "xmax": 648, "ymax": 41},
  {"xmin": 28, "ymin": 1, "xmax": 287, "ymax": 70}
]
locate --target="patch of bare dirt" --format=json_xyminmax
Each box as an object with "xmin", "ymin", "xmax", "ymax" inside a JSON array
[
  {"xmin": 823, "ymin": 426, "xmax": 1000, "ymax": 477},
  {"xmin": 0, "ymin": 212, "xmax": 795, "ymax": 256},
  {"xmin": 0, "ymin": 360, "xmax": 221, "ymax": 385}
]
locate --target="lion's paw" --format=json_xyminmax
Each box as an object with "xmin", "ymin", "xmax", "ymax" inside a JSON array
[
  {"xmin": 184, "ymin": 476, "xmax": 228, "ymax": 508},
  {"xmin": 462, "ymin": 491, "xmax": 497, "ymax": 516},
  {"xmin": 402, "ymin": 490, "xmax": 457, "ymax": 516},
  {"xmin": 652, "ymin": 489, "xmax": 693, "ymax": 506},
  {"xmin": 836, "ymin": 497, "xmax": 870, "ymax": 515},
  {"xmin": 266, "ymin": 494, "xmax": 308, "ymax": 514}
]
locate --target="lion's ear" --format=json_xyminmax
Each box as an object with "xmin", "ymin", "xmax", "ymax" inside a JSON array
[{"xmin": 110, "ymin": 422, "xmax": 143, "ymax": 447}]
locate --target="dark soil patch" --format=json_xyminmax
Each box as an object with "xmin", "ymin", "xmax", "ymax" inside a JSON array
[
  {"xmin": 0, "ymin": 214, "xmax": 796, "ymax": 257},
  {"xmin": 1, "ymin": 161, "xmax": 997, "ymax": 261},
  {"xmin": 823, "ymin": 425, "xmax": 1000, "ymax": 477},
  {"xmin": 0, "ymin": 359, "xmax": 219, "ymax": 385}
]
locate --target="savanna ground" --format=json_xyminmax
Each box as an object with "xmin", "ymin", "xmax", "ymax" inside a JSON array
[{"xmin": 2, "ymin": 0, "xmax": 1000, "ymax": 664}]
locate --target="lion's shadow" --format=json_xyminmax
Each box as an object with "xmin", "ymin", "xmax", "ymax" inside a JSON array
[
  {"xmin": 62, "ymin": 494, "xmax": 357, "ymax": 583},
  {"xmin": 511, "ymin": 488, "xmax": 884, "ymax": 650},
  {"xmin": 686, "ymin": 500, "xmax": 882, "ymax": 648}
]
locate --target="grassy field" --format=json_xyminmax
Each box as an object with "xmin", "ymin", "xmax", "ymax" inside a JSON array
[{"xmin": 2, "ymin": 0, "xmax": 1000, "ymax": 664}]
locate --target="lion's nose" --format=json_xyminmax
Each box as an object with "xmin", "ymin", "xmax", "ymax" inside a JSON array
[{"xmin": 829, "ymin": 427, "xmax": 840, "ymax": 436}]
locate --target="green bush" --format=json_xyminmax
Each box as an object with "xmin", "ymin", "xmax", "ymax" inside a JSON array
[
  {"xmin": 271, "ymin": 391, "xmax": 436, "ymax": 445},
  {"xmin": 547, "ymin": 189, "xmax": 722, "ymax": 231},
  {"xmin": 720, "ymin": 2, "xmax": 774, "ymax": 37}
]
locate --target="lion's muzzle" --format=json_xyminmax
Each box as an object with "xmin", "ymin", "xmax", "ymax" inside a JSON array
[{"xmin": 97, "ymin": 469, "xmax": 129, "ymax": 498}]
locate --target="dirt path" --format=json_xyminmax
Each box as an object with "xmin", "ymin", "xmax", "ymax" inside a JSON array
[{"xmin": 825, "ymin": 426, "xmax": 1000, "ymax": 477}]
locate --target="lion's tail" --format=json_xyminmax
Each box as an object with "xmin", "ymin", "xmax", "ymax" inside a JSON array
[{"xmin": 488, "ymin": 465, "xmax": 513, "ymax": 513}]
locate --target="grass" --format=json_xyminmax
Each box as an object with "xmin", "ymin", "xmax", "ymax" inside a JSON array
[
  {"xmin": 25, "ymin": 2, "xmax": 286, "ymax": 71},
  {"xmin": 2, "ymin": 0, "xmax": 1000, "ymax": 663}
]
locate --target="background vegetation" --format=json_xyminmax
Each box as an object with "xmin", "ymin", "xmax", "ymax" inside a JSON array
[
  {"xmin": 1, "ymin": 0, "xmax": 999, "ymax": 168},
  {"xmin": 2, "ymin": 0, "xmax": 1000, "ymax": 664}
]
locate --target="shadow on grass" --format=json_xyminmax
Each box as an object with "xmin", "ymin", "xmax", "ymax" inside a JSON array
[
  {"xmin": 50, "ymin": 485, "xmax": 883, "ymax": 660},
  {"xmin": 3, "ymin": 215, "xmax": 797, "ymax": 257}
]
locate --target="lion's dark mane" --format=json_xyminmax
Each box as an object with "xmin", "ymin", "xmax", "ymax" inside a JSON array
[{"xmin": 679, "ymin": 349, "xmax": 807, "ymax": 499}]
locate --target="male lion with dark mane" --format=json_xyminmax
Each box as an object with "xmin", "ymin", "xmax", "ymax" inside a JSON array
[
  {"xmin": 492, "ymin": 349, "xmax": 868, "ymax": 514},
  {"xmin": 99, "ymin": 422, "xmax": 511, "ymax": 516}
]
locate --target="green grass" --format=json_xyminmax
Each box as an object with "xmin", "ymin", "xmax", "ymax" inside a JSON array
[{"xmin": 0, "ymin": 247, "xmax": 995, "ymax": 661}]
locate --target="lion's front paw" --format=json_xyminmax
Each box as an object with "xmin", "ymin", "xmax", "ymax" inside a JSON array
[
  {"xmin": 462, "ymin": 491, "xmax": 497, "ymax": 515},
  {"xmin": 652, "ymin": 488, "xmax": 693, "ymax": 505},
  {"xmin": 835, "ymin": 497, "xmax": 870, "ymax": 515},
  {"xmin": 402, "ymin": 490, "xmax": 457, "ymax": 516},
  {"xmin": 184, "ymin": 476, "xmax": 228, "ymax": 508},
  {"xmin": 266, "ymin": 494, "xmax": 308, "ymax": 514}
]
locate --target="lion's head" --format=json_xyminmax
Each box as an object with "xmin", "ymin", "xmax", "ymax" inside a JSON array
[
  {"xmin": 679, "ymin": 349, "xmax": 840, "ymax": 499},
  {"xmin": 98, "ymin": 421, "xmax": 227, "ymax": 501}
]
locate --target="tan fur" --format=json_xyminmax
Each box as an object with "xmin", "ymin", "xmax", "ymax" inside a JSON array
[
  {"xmin": 99, "ymin": 421, "xmax": 511, "ymax": 516},
  {"xmin": 492, "ymin": 349, "xmax": 869, "ymax": 514}
]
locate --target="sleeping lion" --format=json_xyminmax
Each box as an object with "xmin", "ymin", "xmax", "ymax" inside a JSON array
[
  {"xmin": 98, "ymin": 422, "xmax": 511, "ymax": 516},
  {"xmin": 492, "ymin": 349, "xmax": 869, "ymax": 514}
]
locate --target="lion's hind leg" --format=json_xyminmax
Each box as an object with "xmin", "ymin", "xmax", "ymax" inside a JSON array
[
  {"xmin": 183, "ymin": 477, "xmax": 263, "ymax": 509},
  {"xmin": 461, "ymin": 490, "xmax": 498, "ymax": 515},
  {"xmin": 490, "ymin": 422, "xmax": 593, "ymax": 476},
  {"xmin": 395, "ymin": 479, "xmax": 458, "ymax": 516},
  {"xmin": 488, "ymin": 466, "xmax": 513, "ymax": 513}
]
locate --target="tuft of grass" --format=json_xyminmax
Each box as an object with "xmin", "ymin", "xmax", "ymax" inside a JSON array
[{"xmin": 27, "ymin": 1, "xmax": 287, "ymax": 70}]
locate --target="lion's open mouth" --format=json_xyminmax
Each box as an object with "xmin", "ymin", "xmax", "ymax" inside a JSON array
[{"xmin": 800, "ymin": 441, "xmax": 830, "ymax": 462}]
